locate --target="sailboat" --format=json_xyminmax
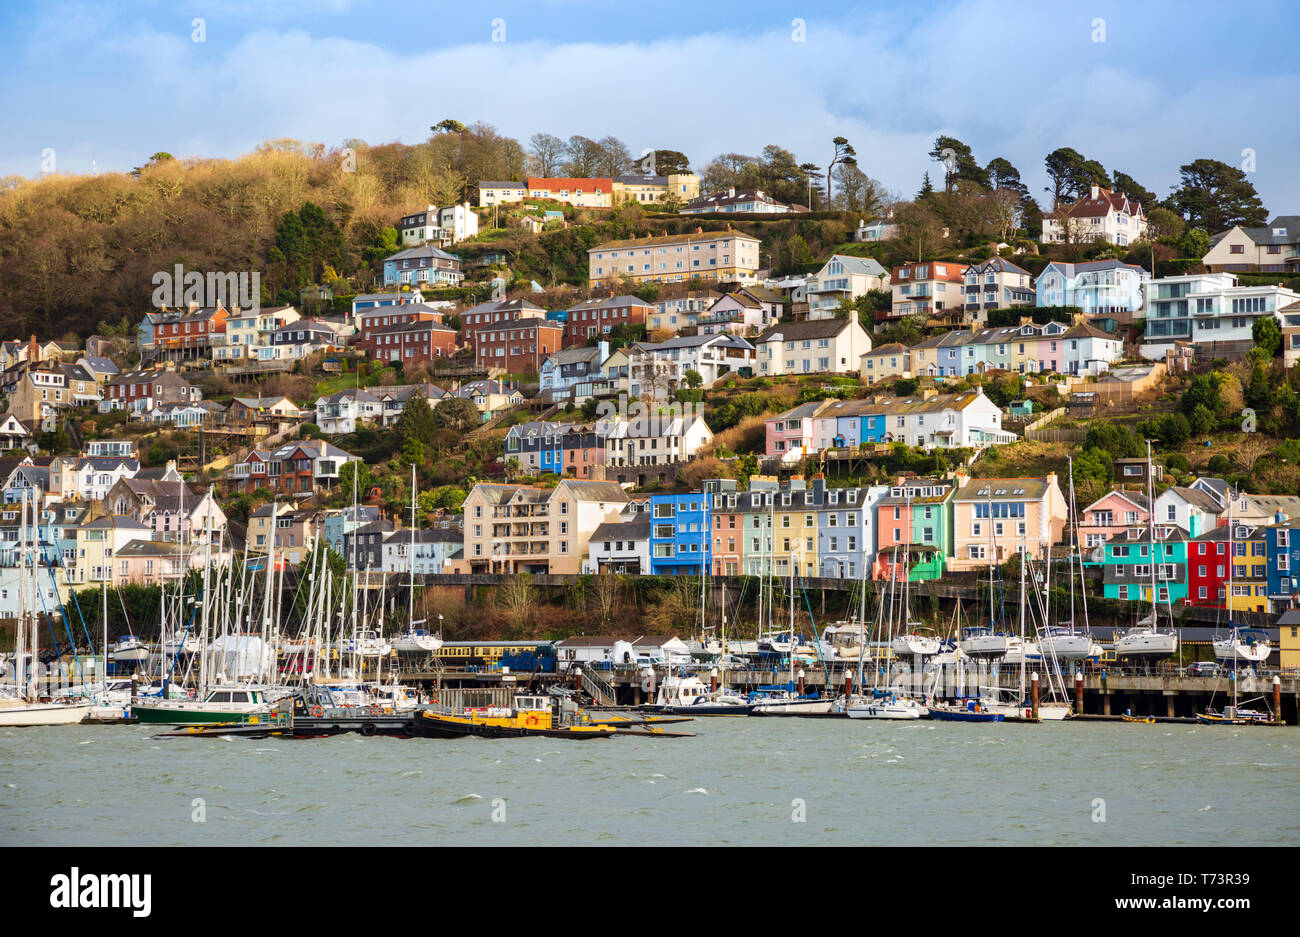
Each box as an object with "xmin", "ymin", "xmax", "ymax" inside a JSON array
[
  {"xmin": 751, "ymin": 547, "xmax": 833, "ymax": 715},
  {"xmin": 1115, "ymin": 442, "xmax": 1179, "ymax": 659},
  {"xmin": 1038, "ymin": 458, "xmax": 1092, "ymax": 662},
  {"xmin": 846, "ymin": 528, "xmax": 927, "ymax": 719},
  {"xmin": 1200, "ymin": 491, "xmax": 1276, "ymax": 724},
  {"xmin": 393, "ymin": 467, "xmax": 444, "ymax": 655},
  {"xmin": 958, "ymin": 485, "xmax": 1025, "ymax": 659},
  {"xmin": 0, "ymin": 493, "xmax": 92, "ymax": 726},
  {"xmin": 134, "ymin": 497, "xmax": 289, "ymax": 726}
]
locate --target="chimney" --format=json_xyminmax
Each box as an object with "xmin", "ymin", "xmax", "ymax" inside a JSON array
[
  {"xmin": 812, "ymin": 473, "xmax": 826, "ymax": 497},
  {"xmin": 1090, "ymin": 184, "xmax": 1099, "ymax": 201},
  {"xmin": 727, "ymin": 187, "xmax": 735, "ymax": 199},
  {"xmin": 28, "ymin": 335, "xmax": 37, "ymax": 362}
]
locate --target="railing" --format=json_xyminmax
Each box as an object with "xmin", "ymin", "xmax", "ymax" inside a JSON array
[{"xmin": 578, "ymin": 666, "xmax": 618, "ymax": 706}]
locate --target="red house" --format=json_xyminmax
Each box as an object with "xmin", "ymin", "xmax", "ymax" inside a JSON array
[
  {"xmin": 1188, "ymin": 527, "xmax": 1232, "ymax": 607},
  {"xmin": 474, "ymin": 320, "xmax": 562, "ymax": 374},
  {"xmin": 366, "ymin": 319, "xmax": 457, "ymax": 366},
  {"xmin": 563, "ymin": 295, "xmax": 651, "ymax": 346},
  {"xmin": 357, "ymin": 303, "xmax": 444, "ymax": 351}
]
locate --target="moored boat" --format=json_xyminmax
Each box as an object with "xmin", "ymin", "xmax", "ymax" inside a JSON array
[{"xmin": 414, "ymin": 695, "xmax": 615, "ymax": 739}]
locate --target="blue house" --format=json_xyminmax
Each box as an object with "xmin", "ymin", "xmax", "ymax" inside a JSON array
[
  {"xmin": 816, "ymin": 398, "xmax": 888, "ymax": 447},
  {"xmin": 1264, "ymin": 524, "xmax": 1300, "ymax": 610},
  {"xmin": 649, "ymin": 492, "xmax": 713, "ymax": 575},
  {"xmin": 503, "ymin": 421, "xmax": 564, "ymax": 475}
]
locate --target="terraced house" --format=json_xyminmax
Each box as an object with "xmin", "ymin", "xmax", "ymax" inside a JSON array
[
  {"xmin": 947, "ymin": 474, "xmax": 1067, "ymax": 572},
  {"xmin": 1101, "ymin": 526, "xmax": 1189, "ymax": 605},
  {"xmin": 754, "ymin": 317, "xmax": 871, "ymax": 376},
  {"xmin": 872, "ymin": 477, "xmax": 956, "ymax": 582},
  {"xmin": 886, "ymin": 261, "xmax": 967, "ymax": 324},
  {"xmin": 563, "ymin": 296, "xmax": 651, "ymax": 346},
  {"xmin": 458, "ymin": 480, "xmax": 629, "ymax": 575},
  {"xmin": 649, "ymin": 488, "xmax": 720, "ymax": 575}
]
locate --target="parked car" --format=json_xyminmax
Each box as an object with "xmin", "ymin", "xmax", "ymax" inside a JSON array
[{"xmin": 1187, "ymin": 661, "xmax": 1221, "ymax": 676}]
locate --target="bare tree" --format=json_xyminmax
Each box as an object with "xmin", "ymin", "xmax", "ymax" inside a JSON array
[
  {"xmin": 594, "ymin": 571, "xmax": 622, "ymax": 626},
  {"xmin": 497, "ymin": 572, "xmax": 535, "ymax": 636},
  {"xmin": 529, "ymin": 133, "xmax": 565, "ymax": 177}
]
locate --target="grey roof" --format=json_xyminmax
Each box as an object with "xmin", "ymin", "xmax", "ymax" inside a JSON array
[
  {"xmin": 757, "ymin": 318, "xmax": 856, "ymax": 343},
  {"xmin": 591, "ymin": 518, "xmax": 651, "ymax": 541},
  {"xmin": 1210, "ymin": 215, "xmax": 1300, "ymax": 247},
  {"xmin": 384, "ymin": 244, "xmax": 460, "ymax": 263},
  {"xmin": 78, "ymin": 355, "xmax": 119, "ymax": 374},
  {"xmin": 381, "ymin": 528, "xmax": 462, "ymax": 545},
  {"xmin": 821, "ymin": 254, "xmax": 888, "ymax": 278}
]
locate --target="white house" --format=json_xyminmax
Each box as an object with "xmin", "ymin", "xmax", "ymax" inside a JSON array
[
  {"xmin": 604, "ymin": 414, "xmax": 713, "ymax": 469},
  {"xmin": 582, "ymin": 511, "xmax": 651, "ymax": 574},
  {"xmin": 804, "ymin": 255, "xmax": 890, "ymax": 319},
  {"xmin": 380, "ymin": 528, "xmax": 463, "ymax": 574},
  {"xmin": 1035, "ymin": 259, "xmax": 1149, "ymax": 322},
  {"xmin": 1140, "ymin": 272, "xmax": 1300, "ymax": 360},
  {"xmin": 314, "ymin": 389, "xmax": 383, "ymax": 435},
  {"xmin": 755, "ymin": 317, "xmax": 872, "ymax": 376},
  {"xmin": 1041, "ymin": 186, "xmax": 1148, "ymax": 247},
  {"xmin": 627, "ymin": 334, "xmax": 755, "ymax": 399}
]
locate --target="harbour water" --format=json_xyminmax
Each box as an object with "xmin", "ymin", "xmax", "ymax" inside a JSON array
[{"xmin": 3, "ymin": 721, "xmax": 1296, "ymax": 847}]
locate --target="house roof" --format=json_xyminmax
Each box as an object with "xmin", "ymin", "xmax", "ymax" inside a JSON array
[
  {"xmin": 1210, "ymin": 215, "xmax": 1300, "ymax": 247},
  {"xmin": 952, "ymin": 476, "xmax": 1055, "ymax": 502},
  {"xmin": 756, "ymin": 318, "xmax": 856, "ymax": 344},
  {"xmin": 590, "ymin": 518, "xmax": 651, "ymax": 541},
  {"xmin": 822, "ymin": 254, "xmax": 888, "ymax": 278},
  {"xmin": 528, "ymin": 177, "xmax": 612, "ymax": 193},
  {"xmin": 1055, "ymin": 187, "xmax": 1145, "ymax": 219},
  {"xmin": 593, "ymin": 229, "xmax": 760, "ymax": 252},
  {"xmin": 383, "ymin": 244, "xmax": 460, "ymax": 264}
]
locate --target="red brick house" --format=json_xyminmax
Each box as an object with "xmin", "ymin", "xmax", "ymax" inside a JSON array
[
  {"xmin": 225, "ymin": 440, "xmax": 357, "ymax": 495},
  {"xmin": 563, "ymin": 295, "xmax": 651, "ymax": 346},
  {"xmin": 357, "ymin": 303, "xmax": 445, "ymax": 351},
  {"xmin": 475, "ymin": 320, "xmax": 563, "ymax": 374},
  {"xmin": 460, "ymin": 298, "xmax": 547, "ymax": 350},
  {"xmin": 366, "ymin": 319, "xmax": 457, "ymax": 366}
]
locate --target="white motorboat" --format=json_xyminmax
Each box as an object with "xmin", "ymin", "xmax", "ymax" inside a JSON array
[
  {"xmin": 981, "ymin": 687, "xmax": 1071, "ymax": 720},
  {"xmin": 160, "ymin": 629, "xmax": 199, "ymax": 657},
  {"xmin": 340, "ymin": 630, "xmax": 392, "ymax": 658},
  {"xmin": 392, "ymin": 629, "xmax": 444, "ymax": 653},
  {"xmin": 758, "ymin": 631, "xmax": 797, "ymax": 655},
  {"xmin": 1212, "ymin": 627, "xmax": 1271, "ymax": 663},
  {"xmin": 110, "ymin": 635, "xmax": 150, "ymax": 665},
  {"xmin": 1115, "ymin": 627, "xmax": 1178, "ymax": 657}
]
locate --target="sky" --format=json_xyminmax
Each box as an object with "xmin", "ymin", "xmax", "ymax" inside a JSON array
[{"xmin": 2, "ymin": 0, "xmax": 1297, "ymax": 214}]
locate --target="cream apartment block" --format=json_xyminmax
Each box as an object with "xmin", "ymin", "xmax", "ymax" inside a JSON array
[
  {"xmin": 528, "ymin": 178, "xmax": 612, "ymax": 208},
  {"xmin": 589, "ymin": 229, "xmax": 761, "ymax": 287},
  {"xmin": 460, "ymin": 480, "xmax": 629, "ymax": 574}
]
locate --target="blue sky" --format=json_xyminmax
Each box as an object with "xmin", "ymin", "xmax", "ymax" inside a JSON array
[{"xmin": 3, "ymin": 0, "xmax": 1297, "ymax": 215}]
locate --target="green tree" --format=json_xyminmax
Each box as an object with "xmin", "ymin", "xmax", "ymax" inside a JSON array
[
  {"xmin": 1252, "ymin": 316, "xmax": 1281, "ymax": 358},
  {"xmin": 1178, "ymin": 226, "xmax": 1211, "ymax": 259},
  {"xmin": 683, "ymin": 369, "xmax": 703, "ymax": 389},
  {"xmin": 395, "ymin": 395, "xmax": 438, "ymax": 446},
  {"xmin": 1170, "ymin": 158, "xmax": 1268, "ymax": 231},
  {"xmin": 433, "ymin": 396, "xmax": 481, "ymax": 432}
]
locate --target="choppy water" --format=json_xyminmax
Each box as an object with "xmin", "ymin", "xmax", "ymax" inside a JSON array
[{"xmin": 1, "ymin": 720, "xmax": 1296, "ymax": 846}]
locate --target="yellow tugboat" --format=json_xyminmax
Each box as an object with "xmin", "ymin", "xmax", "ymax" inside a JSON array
[{"xmin": 414, "ymin": 695, "xmax": 617, "ymax": 740}]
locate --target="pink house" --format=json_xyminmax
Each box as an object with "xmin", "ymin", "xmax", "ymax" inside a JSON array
[
  {"xmin": 765, "ymin": 401, "xmax": 831, "ymax": 457},
  {"xmin": 1078, "ymin": 489, "xmax": 1150, "ymax": 556}
]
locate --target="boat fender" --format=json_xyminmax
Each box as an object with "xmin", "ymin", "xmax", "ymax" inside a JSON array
[
  {"xmin": 361, "ymin": 722, "xmax": 377, "ymax": 737},
  {"xmin": 310, "ymin": 705, "xmax": 323, "ymax": 718}
]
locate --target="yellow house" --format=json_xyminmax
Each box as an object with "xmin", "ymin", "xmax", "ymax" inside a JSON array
[
  {"xmin": 611, "ymin": 173, "xmax": 701, "ymax": 205},
  {"xmin": 1278, "ymin": 613, "xmax": 1300, "ymax": 669},
  {"xmin": 770, "ymin": 476, "xmax": 819, "ymax": 578},
  {"xmin": 859, "ymin": 343, "xmax": 912, "ymax": 383}
]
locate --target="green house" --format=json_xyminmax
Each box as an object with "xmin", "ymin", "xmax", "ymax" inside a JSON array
[{"xmin": 1101, "ymin": 526, "xmax": 1189, "ymax": 604}]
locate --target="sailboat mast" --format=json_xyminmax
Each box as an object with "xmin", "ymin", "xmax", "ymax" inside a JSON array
[
  {"xmin": 409, "ymin": 463, "xmax": 416, "ymax": 636},
  {"xmin": 1147, "ymin": 440, "xmax": 1157, "ymax": 626}
]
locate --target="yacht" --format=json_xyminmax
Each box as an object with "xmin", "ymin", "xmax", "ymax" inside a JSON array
[
  {"xmin": 392, "ymin": 629, "xmax": 443, "ymax": 653},
  {"xmin": 960, "ymin": 626, "xmax": 1019, "ymax": 658},
  {"xmin": 653, "ymin": 673, "xmax": 751, "ymax": 714},
  {"xmin": 1212, "ymin": 627, "xmax": 1271, "ymax": 663},
  {"xmin": 1038, "ymin": 625, "xmax": 1093, "ymax": 661},
  {"xmin": 845, "ymin": 690, "xmax": 926, "ymax": 720},
  {"xmin": 891, "ymin": 627, "xmax": 941, "ymax": 657},
  {"xmin": 110, "ymin": 635, "xmax": 150, "ymax": 665}
]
